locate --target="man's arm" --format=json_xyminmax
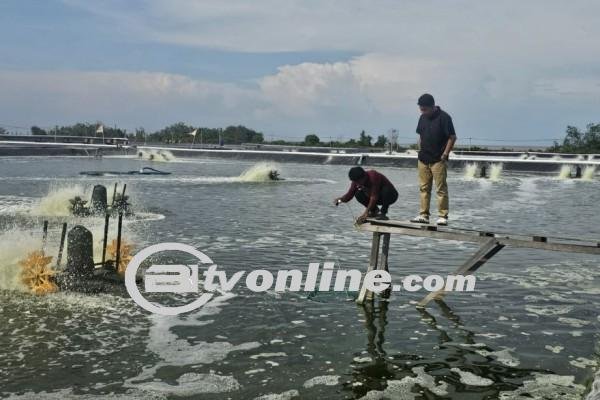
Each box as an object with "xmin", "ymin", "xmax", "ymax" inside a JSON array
[
  {"xmin": 334, "ymin": 182, "xmax": 357, "ymax": 205},
  {"xmin": 441, "ymin": 116, "xmax": 457, "ymax": 161},
  {"xmin": 441, "ymin": 135, "xmax": 457, "ymax": 160}
]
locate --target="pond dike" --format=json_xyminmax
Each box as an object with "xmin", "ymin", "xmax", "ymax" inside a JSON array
[{"xmin": 1, "ymin": 141, "xmax": 598, "ymax": 174}]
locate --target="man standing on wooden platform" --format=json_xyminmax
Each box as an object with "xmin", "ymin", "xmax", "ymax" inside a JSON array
[
  {"xmin": 334, "ymin": 166, "xmax": 398, "ymax": 224},
  {"xmin": 410, "ymin": 93, "xmax": 457, "ymax": 226}
]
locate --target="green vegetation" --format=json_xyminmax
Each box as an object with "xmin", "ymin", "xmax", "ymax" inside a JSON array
[
  {"xmin": 549, "ymin": 123, "xmax": 600, "ymax": 153},
  {"xmin": 148, "ymin": 123, "xmax": 263, "ymax": 145},
  {"xmin": 30, "ymin": 123, "xmax": 127, "ymax": 138},
  {"xmin": 303, "ymin": 134, "xmax": 320, "ymax": 146}
]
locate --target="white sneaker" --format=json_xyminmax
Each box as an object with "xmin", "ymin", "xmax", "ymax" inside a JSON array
[
  {"xmin": 410, "ymin": 214, "xmax": 430, "ymax": 224},
  {"xmin": 436, "ymin": 217, "xmax": 448, "ymax": 226}
]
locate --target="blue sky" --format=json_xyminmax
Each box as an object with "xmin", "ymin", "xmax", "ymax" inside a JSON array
[{"xmin": 1, "ymin": 0, "xmax": 599, "ymax": 144}]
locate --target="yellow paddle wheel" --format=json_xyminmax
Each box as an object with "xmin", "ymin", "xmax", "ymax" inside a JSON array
[{"xmin": 19, "ymin": 250, "xmax": 58, "ymax": 295}]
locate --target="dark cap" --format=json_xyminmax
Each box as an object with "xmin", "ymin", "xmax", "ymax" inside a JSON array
[{"xmin": 418, "ymin": 93, "xmax": 435, "ymax": 107}]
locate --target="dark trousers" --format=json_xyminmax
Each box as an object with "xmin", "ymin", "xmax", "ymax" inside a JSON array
[{"xmin": 355, "ymin": 185, "xmax": 398, "ymax": 214}]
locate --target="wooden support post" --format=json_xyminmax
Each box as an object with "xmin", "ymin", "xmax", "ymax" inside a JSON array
[
  {"xmin": 380, "ymin": 233, "xmax": 391, "ymax": 298},
  {"xmin": 417, "ymin": 238, "xmax": 505, "ymax": 308},
  {"xmin": 357, "ymin": 232, "xmax": 381, "ymax": 305},
  {"xmin": 101, "ymin": 213, "xmax": 110, "ymax": 266}
]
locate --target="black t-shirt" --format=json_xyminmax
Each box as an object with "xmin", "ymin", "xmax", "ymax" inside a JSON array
[{"xmin": 416, "ymin": 107, "xmax": 456, "ymax": 164}]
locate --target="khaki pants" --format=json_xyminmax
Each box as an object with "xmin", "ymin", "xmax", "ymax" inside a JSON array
[{"xmin": 418, "ymin": 160, "xmax": 449, "ymax": 218}]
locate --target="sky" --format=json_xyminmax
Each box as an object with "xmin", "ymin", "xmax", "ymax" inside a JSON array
[{"xmin": 0, "ymin": 0, "xmax": 599, "ymax": 144}]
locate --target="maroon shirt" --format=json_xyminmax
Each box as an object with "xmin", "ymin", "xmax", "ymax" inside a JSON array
[{"xmin": 340, "ymin": 170, "xmax": 395, "ymax": 209}]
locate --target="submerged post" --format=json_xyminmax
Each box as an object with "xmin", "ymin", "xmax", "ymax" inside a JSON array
[
  {"xmin": 357, "ymin": 232, "xmax": 381, "ymax": 305},
  {"xmin": 357, "ymin": 232, "xmax": 391, "ymax": 304}
]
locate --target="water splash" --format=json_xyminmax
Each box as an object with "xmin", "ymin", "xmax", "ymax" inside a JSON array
[
  {"xmin": 238, "ymin": 162, "xmax": 281, "ymax": 182},
  {"xmin": 0, "ymin": 230, "xmax": 43, "ymax": 291},
  {"xmin": 138, "ymin": 149, "xmax": 175, "ymax": 162},
  {"xmin": 31, "ymin": 184, "xmax": 88, "ymax": 217},
  {"xmin": 489, "ymin": 163, "xmax": 503, "ymax": 181},
  {"xmin": 464, "ymin": 163, "xmax": 478, "ymax": 180},
  {"xmin": 558, "ymin": 165, "xmax": 572, "ymax": 179},
  {"xmin": 582, "ymin": 166, "xmax": 596, "ymax": 181}
]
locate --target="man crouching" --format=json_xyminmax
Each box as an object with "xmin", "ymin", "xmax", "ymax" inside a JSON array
[{"xmin": 334, "ymin": 166, "xmax": 398, "ymax": 224}]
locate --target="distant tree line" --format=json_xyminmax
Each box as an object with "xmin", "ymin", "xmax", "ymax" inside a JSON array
[
  {"xmin": 291, "ymin": 130, "xmax": 390, "ymax": 148},
  {"xmin": 29, "ymin": 123, "xmax": 127, "ymax": 138},
  {"xmin": 145, "ymin": 123, "xmax": 264, "ymax": 145},
  {"xmin": 2, "ymin": 122, "xmax": 395, "ymax": 148},
  {"xmin": 549, "ymin": 123, "xmax": 600, "ymax": 153}
]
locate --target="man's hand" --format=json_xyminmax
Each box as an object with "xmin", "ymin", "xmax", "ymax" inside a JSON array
[
  {"xmin": 441, "ymin": 152, "xmax": 449, "ymax": 161},
  {"xmin": 356, "ymin": 212, "xmax": 368, "ymax": 224},
  {"xmin": 334, "ymin": 197, "xmax": 342, "ymax": 206}
]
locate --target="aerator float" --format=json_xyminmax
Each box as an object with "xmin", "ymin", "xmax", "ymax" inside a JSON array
[
  {"xmin": 69, "ymin": 183, "xmax": 133, "ymax": 217},
  {"xmin": 18, "ymin": 195, "xmax": 135, "ymax": 294}
]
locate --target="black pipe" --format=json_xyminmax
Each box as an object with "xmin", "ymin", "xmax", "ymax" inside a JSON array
[
  {"xmin": 101, "ymin": 213, "xmax": 110, "ymax": 266},
  {"xmin": 56, "ymin": 222, "xmax": 67, "ymax": 267},
  {"xmin": 42, "ymin": 220, "xmax": 49, "ymax": 252},
  {"xmin": 115, "ymin": 211, "xmax": 123, "ymax": 272},
  {"xmin": 111, "ymin": 183, "xmax": 118, "ymax": 207}
]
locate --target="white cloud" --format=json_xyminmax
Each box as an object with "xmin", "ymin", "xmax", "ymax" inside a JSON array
[
  {"xmin": 2, "ymin": 47, "xmax": 599, "ymax": 141},
  {"xmin": 65, "ymin": 0, "xmax": 600, "ymax": 66},
  {"xmin": 0, "ymin": 70, "xmax": 262, "ymax": 131}
]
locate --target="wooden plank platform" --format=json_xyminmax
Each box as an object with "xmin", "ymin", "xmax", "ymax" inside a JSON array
[
  {"xmin": 359, "ymin": 218, "xmax": 600, "ymax": 255},
  {"xmin": 354, "ymin": 218, "xmax": 600, "ymax": 307}
]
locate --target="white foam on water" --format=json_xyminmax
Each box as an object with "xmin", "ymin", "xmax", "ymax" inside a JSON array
[
  {"xmin": 245, "ymin": 368, "xmax": 266, "ymax": 375},
  {"xmin": 545, "ymin": 345, "xmax": 564, "ymax": 354},
  {"xmin": 588, "ymin": 371, "xmax": 600, "ymax": 400},
  {"xmin": 525, "ymin": 305, "xmax": 574, "ymax": 316},
  {"xmin": 498, "ymin": 373, "xmax": 585, "ymax": 400},
  {"xmin": 133, "ymin": 372, "xmax": 240, "ymax": 396},
  {"xmin": 250, "ymin": 352, "xmax": 287, "ymax": 359},
  {"xmin": 557, "ymin": 317, "xmax": 590, "ymax": 328},
  {"xmin": 4, "ymin": 388, "xmax": 167, "ymax": 399},
  {"xmin": 450, "ymin": 368, "xmax": 494, "ymax": 386},
  {"xmin": 303, "ymin": 375, "xmax": 340, "ymax": 388},
  {"xmin": 359, "ymin": 366, "xmax": 448, "ymax": 400},
  {"xmin": 475, "ymin": 347, "xmax": 520, "ymax": 367},
  {"xmin": 125, "ymin": 293, "xmax": 260, "ymax": 395},
  {"xmin": 570, "ymin": 357, "xmax": 598, "ymax": 369},
  {"xmin": 475, "ymin": 332, "xmax": 506, "ymax": 339},
  {"xmin": 0, "ymin": 195, "xmax": 35, "ymax": 213},
  {"xmin": 253, "ymin": 389, "xmax": 300, "ymax": 400}
]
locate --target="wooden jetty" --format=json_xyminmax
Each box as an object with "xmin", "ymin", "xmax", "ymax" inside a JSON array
[{"xmin": 356, "ymin": 219, "xmax": 600, "ymax": 307}]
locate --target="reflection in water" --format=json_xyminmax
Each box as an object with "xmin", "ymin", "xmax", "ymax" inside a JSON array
[{"xmin": 344, "ymin": 300, "xmax": 562, "ymax": 399}]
